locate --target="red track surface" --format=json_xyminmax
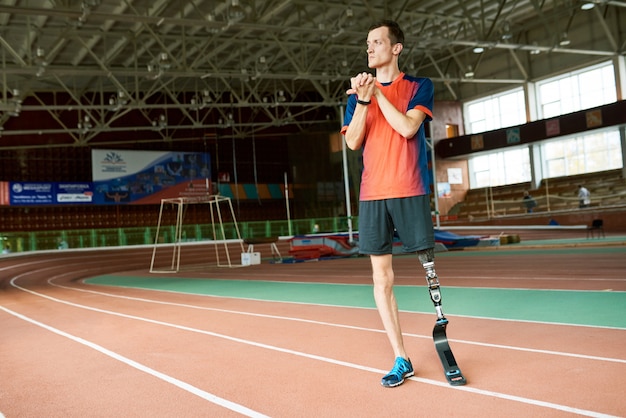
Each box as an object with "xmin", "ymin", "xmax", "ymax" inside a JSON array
[{"xmin": 1, "ymin": 243, "xmax": 625, "ymax": 417}]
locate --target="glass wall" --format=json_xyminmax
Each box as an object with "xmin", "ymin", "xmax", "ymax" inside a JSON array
[
  {"xmin": 537, "ymin": 62, "xmax": 617, "ymax": 119},
  {"xmin": 542, "ymin": 129, "xmax": 623, "ymax": 178},
  {"xmin": 463, "ymin": 88, "xmax": 526, "ymax": 135},
  {"xmin": 465, "ymin": 61, "xmax": 622, "ymax": 189},
  {"xmin": 469, "ymin": 147, "xmax": 532, "ymax": 188}
]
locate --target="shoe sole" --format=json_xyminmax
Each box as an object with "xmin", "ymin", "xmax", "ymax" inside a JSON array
[{"xmin": 381, "ymin": 370, "xmax": 415, "ymax": 388}]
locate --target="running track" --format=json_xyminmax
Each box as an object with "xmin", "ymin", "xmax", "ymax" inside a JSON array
[{"xmin": 1, "ymin": 242, "xmax": 625, "ymax": 417}]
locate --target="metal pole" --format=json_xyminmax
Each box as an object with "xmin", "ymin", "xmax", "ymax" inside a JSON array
[
  {"xmin": 546, "ymin": 177, "xmax": 551, "ymax": 211},
  {"xmin": 339, "ymin": 105, "xmax": 354, "ymax": 243},
  {"xmin": 284, "ymin": 171, "xmax": 292, "ymax": 236},
  {"xmin": 428, "ymin": 138, "xmax": 441, "ymax": 229}
]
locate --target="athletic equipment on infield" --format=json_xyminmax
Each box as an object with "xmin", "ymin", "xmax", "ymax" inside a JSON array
[{"xmin": 150, "ymin": 195, "xmax": 245, "ymax": 273}]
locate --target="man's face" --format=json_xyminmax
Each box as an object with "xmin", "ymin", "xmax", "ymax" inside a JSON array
[{"xmin": 366, "ymin": 26, "xmax": 397, "ymax": 68}]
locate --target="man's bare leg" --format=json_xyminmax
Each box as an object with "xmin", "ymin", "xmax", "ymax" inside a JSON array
[
  {"xmin": 370, "ymin": 254, "xmax": 406, "ymax": 359},
  {"xmin": 371, "ymin": 253, "xmax": 414, "ymax": 387}
]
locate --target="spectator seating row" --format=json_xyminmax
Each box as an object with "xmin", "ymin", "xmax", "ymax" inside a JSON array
[
  {"xmin": 0, "ymin": 200, "xmax": 289, "ymax": 232},
  {"xmin": 456, "ymin": 169, "xmax": 626, "ymax": 219}
]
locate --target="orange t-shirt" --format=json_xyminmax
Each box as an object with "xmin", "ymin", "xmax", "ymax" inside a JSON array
[{"xmin": 342, "ymin": 73, "xmax": 434, "ymax": 201}]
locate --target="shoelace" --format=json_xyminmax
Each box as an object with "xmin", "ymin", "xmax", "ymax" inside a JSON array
[{"xmin": 390, "ymin": 359, "xmax": 409, "ymax": 376}]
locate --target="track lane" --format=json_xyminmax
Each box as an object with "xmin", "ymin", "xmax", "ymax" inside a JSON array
[
  {"xmin": 1, "ymin": 246, "xmax": 625, "ymax": 417},
  {"xmin": 3, "ymin": 280, "xmax": 616, "ymax": 416}
]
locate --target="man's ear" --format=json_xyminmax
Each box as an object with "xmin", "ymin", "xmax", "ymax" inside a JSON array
[{"xmin": 393, "ymin": 43, "xmax": 403, "ymax": 56}]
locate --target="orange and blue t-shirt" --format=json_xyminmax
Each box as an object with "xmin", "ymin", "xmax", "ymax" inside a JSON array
[{"xmin": 341, "ymin": 73, "xmax": 433, "ymax": 201}]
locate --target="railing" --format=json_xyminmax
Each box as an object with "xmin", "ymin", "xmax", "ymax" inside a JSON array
[{"xmin": 0, "ymin": 217, "xmax": 359, "ymax": 253}]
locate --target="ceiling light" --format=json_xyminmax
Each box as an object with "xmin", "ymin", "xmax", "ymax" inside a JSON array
[
  {"xmin": 36, "ymin": 47, "xmax": 46, "ymax": 61},
  {"xmin": 152, "ymin": 114, "xmax": 166, "ymax": 131},
  {"xmin": 206, "ymin": 13, "xmax": 220, "ymax": 34},
  {"xmin": 580, "ymin": 2, "xmax": 595, "ymax": 10},
  {"xmin": 256, "ymin": 55, "xmax": 269, "ymax": 73},
  {"xmin": 318, "ymin": 23, "xmax": 328, "ymax": 41},
  {"xmin": 559, "ymin": 33, "xmax": 571, "ymax": 46},
  {"xmin": 190, "ymin": 89, "xmax": 212, "ymax": 110},
  {"xmin": 35, "ymin": 47, "xmax": 48, "ymax": 77},
  {"xmin": 7, "ymin": 89, "xmax": 22, "ymax": 117},
  {"xmin": 464, "ymin": 66, "xmax": 474, "ymax": 79},
  {"xmin": 159, "ymin": 52, "xmax": 170, "ymax": 69},
  {"xmin": 473, "ymin": 46, "xmax": 484, "ymax": 54},
  {"xmin": 343, "ymin": 7, "xmax": 355, "ymax": 27},
  {"xmin": 228, "ymin": 0, "xmax": 246, "ymax": 22},
  {"xmin": 501, "ymin": 21, "xmax": 512, "ymax": 41},
  {"xmin": 78, "ymin": 115, "xmax": 92, "ymax": 133},
  {"xmin": 108, "ymin": 90, "xmax": 127, "ymax": 111},
  {"xmin": 530, "ymin": 42, "xmax": 541, "ymax": 55}
]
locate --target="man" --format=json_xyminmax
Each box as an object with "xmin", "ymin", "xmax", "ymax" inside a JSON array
[
  {"xmin": 522, "ymin": 190, "xmax": 537, "ymax": 213},
  {"xmin": 342, "ymin": 20, "xmax": 436, "ymax": 387},
  {"xmin": 577, "ymin": 185, "xmax": 591, "ymax": 208}
]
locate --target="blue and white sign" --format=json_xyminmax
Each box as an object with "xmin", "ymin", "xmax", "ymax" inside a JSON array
[
  {"xmin": 91, "ymin": 149, "xmax": 212, "ymax": 204},
  {"xmin": 9, "ymin": 182, "xmax": 94, "ymax": 205}
]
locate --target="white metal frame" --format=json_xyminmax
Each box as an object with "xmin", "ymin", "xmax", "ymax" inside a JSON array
[{"xmin": 149, "ymin": 195, "xmax": 245, "ymax": 273}]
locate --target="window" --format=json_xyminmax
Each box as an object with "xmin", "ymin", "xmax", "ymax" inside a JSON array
[
  {"xmin": 445, "ymin": 124, "xmax": 459, "ymax": 138},
  {"xmin": 537, "ymin": 62, "xmax": 616, "ymax": 119},
  {"xmin": 463, "ymin": 88, "xmax": 526, "ymax": 135},
  {"xmin": 469, "ymin": 147, "xmax": 531, "ymax": 188},
  {"xmin": 463, "ymin": 62, "xmax": 621, "ymax": 189},
  {"xmin": 542, "ymin": 129, "xmax": 623, "ymax": 178}
]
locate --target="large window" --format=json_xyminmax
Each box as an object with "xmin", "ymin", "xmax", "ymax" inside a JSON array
[
  {"xmin": 463, "ymin": 88, "xmax": 526, "ymax": 135},
  {"xmin": 537, "ymin": 62, "xmax": 616, "ymax": 119},
  {"xmin": 465, "ymin": 61, "xmax": 621, "ymax": 189},
  {"xmin": 469, "ymin": 148, "xmax": 532, "ymax": 188},
  {"xmin": 542, "ymin": 129, "xmax": 623, "ymax": 178}
]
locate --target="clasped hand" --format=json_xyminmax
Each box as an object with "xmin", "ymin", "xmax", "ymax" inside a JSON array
[{"xmin": 346, "ymin": 72, "xmax": 376, "ymax": 101}]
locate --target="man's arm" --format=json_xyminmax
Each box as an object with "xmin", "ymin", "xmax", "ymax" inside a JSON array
[
  {"xmin": 344, "ymin": 73, "xmax": 376, "ymax": 150},
  {"xmin": 374, "ymin": 88, "xmax": 427, "ymax": 139},
  {"xmin": 344, "ymin": 103, "xmax": 369, "ymax": 150}
]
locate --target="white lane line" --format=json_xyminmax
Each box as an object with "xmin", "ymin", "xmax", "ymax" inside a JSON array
[
  {"xmin": 0, "ymin": 304, "xmax": 268, "ymax": 418},
  {"xmin": 395, "ymin": 274, "xmax": 626, "ymax": 283},
  {"xmin": 7, "ymin": 278, "xmax": 619, "ymax": 418},
  {"xmin": 53, "ymin": 280, "xmax": 626, "ymax": 365}
]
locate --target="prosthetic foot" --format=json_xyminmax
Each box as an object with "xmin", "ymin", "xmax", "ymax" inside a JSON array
[{"xmin": 418, "ymin": 249, "xmax": 467, "ymax": 386}]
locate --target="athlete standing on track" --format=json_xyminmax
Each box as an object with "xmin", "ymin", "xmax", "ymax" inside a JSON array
[{"xmin": 341, "ymin": 20, "xmax": 437, "ymax": 388}]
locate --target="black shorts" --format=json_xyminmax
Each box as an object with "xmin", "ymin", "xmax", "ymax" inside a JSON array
[{"xmin": 358, "ymin": 195, "xmax": 435, "ymax": 255}]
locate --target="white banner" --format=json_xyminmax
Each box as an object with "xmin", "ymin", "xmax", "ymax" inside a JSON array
[{"xmin": 91, "ymin": 149, "xmax": 174, "ymax": 181}]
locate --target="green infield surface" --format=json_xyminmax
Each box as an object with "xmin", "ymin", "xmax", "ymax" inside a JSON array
[{"xmin": 86, "ymin": 274, "xmax": 626, "ymax": 329}]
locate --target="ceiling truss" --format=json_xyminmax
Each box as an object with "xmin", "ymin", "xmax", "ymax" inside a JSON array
[{"xmin": 0, "ymin": 0, "xmax": 623, "ymax": 149}]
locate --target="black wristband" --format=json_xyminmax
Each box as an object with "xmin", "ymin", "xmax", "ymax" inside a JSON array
[{"xmin": 357, "ymin": 99, "xmax": 371, "ymax": 106}]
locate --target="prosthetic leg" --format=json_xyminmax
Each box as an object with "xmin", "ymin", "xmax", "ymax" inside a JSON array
[{"xmin": 418, "ymin": 249, "xmax": 467, "ymax": 386}]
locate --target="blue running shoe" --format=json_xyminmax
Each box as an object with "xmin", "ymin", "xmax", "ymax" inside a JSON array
[{"xmin": 381, "ymin": 357, "xmax": 414, "ymax": 387}]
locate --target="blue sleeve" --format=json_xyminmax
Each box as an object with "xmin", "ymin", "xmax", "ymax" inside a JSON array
[
  {"xmin": 343, "ymin": 94, "xmax": 358, "ymax": 127},
  {"xmin": 408, "ymin": 77, "xmax": 434, "ymax": 122}
]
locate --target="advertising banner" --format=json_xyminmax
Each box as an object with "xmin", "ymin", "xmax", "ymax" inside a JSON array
[
  {"xmin": 0, "ymin": 150, "xmax": 213, "ymax": 207},
  {"xmin": 6, "ymin": 182, "xmax": 94, "ymax": 206},
  {"xmin": 91, "ymin": 149, "xmax": 212, "ymax": 204}
]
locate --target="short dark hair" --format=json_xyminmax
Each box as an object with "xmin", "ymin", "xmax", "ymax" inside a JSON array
[{"xmin": 368, "ymin": 20, "xmax": 405, "ymax": 45}]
